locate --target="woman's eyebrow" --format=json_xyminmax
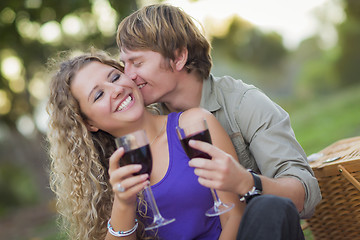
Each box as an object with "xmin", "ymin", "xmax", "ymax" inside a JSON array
[{"xmin": 107, "ymin": 69, "xmax": 115, "ymax": 79}]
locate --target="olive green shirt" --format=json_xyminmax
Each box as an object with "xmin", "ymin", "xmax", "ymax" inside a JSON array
[{"xmin": 199, "ymin": 74, "xmax": 321, "ymax": 219}]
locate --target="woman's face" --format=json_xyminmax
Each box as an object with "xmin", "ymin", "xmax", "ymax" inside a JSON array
[{"xmin": 70, "ymin": 61, "xmax": 145, "ymax": 136}]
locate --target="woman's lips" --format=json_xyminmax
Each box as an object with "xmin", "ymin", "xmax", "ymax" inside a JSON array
[{"xmin": 116, "ymin": 95, "xmax": 133, "ymax": 112}]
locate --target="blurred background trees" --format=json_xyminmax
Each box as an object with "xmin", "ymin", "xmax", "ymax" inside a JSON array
[
  {"xmin": 335, "ymin": 0, "xmax": 360, "ymax": 86},
  {"xmin": 0, "ymin": 0, "xmax": 359, "ymax": 239},
  {"xmin": 0, "ymin": 0, "xmax": 137, "ymax": 238}
]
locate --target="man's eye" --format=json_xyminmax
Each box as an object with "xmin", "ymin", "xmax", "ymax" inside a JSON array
[
  {"xmin": 134, "ymin": 62, "xmax": 142, "ymax": 67},
  {"xmin": 94, "ymin": 91, "xmax": 103, "ymax": 102},
  {"xmin": 111, "ymin": 74, "xmax": 121, "ymax": 83}
]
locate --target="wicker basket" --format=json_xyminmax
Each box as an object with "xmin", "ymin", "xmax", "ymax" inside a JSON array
[{"xmin": 306, "ymin": 137, "xmax": 360, "ymax": 240}]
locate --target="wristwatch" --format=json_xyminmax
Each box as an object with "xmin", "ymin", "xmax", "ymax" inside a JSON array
[{"xmin": 240, "ymin": 169, "xmax": 263, "ymax": 204}]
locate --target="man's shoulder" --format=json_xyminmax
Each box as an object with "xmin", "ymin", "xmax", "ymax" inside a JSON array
[{"xmin": 209, "ymin": 74, "xmax": 256, "ymax": 92}]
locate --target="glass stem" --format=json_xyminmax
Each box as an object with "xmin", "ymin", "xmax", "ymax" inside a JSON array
[
  {"xmin": 210, "ymin": 188, "xmax": 222, "ymax": 209},
  {"xmin": 144, "ymin": 186, "xmax": 162, "ymax": 221}
]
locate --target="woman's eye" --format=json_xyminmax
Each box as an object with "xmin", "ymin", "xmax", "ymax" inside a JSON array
[
  {"xmin": 111, "ymin": 74, "xmax": 121, "ymax": 83},
  {"xmin": 94, "ymin": 91, "xmax": 103, "ymax": 102}
]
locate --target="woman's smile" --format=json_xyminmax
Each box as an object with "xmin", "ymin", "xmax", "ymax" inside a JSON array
[{"xmin": 116, "ymin": 94, "xmax": 134, "ymax": 112}]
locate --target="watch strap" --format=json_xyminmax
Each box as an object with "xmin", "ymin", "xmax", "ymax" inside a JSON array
[
  {"xmin": 250, "ymin": 170, "xmax": 262, "ymax": 192},
  {"xmin": 240, "ymin": 169, "xmax": 263, "ymax": 204}
]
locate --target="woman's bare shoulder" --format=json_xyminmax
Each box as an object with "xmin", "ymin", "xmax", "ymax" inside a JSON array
[{"xmin": 178, "ymin": 107, "xmax": 214, "ymax": 125}]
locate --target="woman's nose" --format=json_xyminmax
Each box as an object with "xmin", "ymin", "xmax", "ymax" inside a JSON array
[{"xmin": 110, "ymin": 84, "xmax": 124, "ymax": 99}]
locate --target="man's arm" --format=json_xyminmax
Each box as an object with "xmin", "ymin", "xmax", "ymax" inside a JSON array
[{"xmin": 238, "ymin": 89, "xmax": 321, "ymax": 218}]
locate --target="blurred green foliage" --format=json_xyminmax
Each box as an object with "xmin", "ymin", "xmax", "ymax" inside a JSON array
[
  {"xmin": 212, "ymin": 16, "xmax": 287, "ymax": 68},
  {"xmin": 0, "ymin": 162, "xmax": 38, "ymax": 216},
  {"xmin": 335, "ymin": 0, "xmax": 360, "ymax": 86}
]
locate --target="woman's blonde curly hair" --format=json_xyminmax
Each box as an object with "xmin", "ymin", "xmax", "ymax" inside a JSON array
[{"xmin": 46, "ymin": 50, "xmax": 157, "ymax": 240}]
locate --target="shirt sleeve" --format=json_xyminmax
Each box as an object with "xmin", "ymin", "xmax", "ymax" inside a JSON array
[{"xmin": 235, "ymin": 88, "xmax": 322, "ymax": 218}]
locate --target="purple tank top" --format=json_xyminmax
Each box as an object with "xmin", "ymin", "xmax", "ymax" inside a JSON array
[{"xmin": 145, "ymin": 112, "xmax": 221, "ymax": 239}]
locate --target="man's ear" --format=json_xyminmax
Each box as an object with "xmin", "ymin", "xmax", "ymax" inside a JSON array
[
  {"xmin": 85, "ymin": 120, "xmax": 99, "ymax": 132},
  {"xmin": 173, "ymin": 48, "xmax": 188, "ymax": 71}
]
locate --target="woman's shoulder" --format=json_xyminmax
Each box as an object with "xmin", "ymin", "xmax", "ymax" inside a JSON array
[{"xmin": 179, "ymin": 108, "xmax": 214, "ymax": 125}]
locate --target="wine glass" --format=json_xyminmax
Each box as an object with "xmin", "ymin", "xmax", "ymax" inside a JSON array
[
  {"xmin": 176, "ymin": 119, "xmax": 235, "ymax": 217},
  {"xmin": 115, "ymin": 129, "xmax": 175, "ymax": 230}
]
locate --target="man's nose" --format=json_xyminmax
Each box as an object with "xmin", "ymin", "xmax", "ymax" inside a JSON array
[{"xmin": 124, "ymin": 66, "xmax": 136, "ymax": 80}]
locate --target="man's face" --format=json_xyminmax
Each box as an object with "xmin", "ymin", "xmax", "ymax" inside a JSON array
[{"xmin": 120, "ymin": 49, "xmax": 178, "ymax": 106}]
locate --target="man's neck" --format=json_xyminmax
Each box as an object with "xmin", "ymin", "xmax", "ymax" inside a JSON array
[{"xmin": 164, "ymin": 73, "xmax": 203, "ymax": 112}]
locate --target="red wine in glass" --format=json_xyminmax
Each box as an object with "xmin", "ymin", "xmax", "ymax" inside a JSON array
[
  {"xmin": 176, "ymin": 119, "xmax": 234, "ymax": 217},
  {"xmin": 115, "ymin": 129, "xmax": 175, "ymax": 230},
  {"xmin": 180, "ymin": 129, "xmax": 212, "ymax": 159},
  {"xmin": 120, "ymin": 144, "xmax": 152, "ymax": 176}
]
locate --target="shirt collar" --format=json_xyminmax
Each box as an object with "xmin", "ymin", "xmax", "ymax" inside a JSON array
[{"xmin": 200, "ymin": 74, "xmax": 221, "ymax": 112}]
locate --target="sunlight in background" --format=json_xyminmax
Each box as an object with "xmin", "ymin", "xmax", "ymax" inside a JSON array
[
  {"xmin": 40, "ymin": 21, "xmax": 62, "ymax": 45},
  {"xmin": 29, "ymin": 73, "xmax": 48, "ymax": 100},
  {"xmin": 1, "ymin": 51, "xmax": 25, "ymax": 94},
  {"xmin": 0, "ymin": 90, "xmax": 11, "ymax": 115},
  {"xmin": 140, "ymin": 0, "xmax": 345, "ymax": 49},
  {"xmin": 61, "ymin": 15, "xmax": 83, "ymax": 36},
  {"xmin": 16, "ymin": 115, "xmax": 35, "ymax": 138},
  {"xmin": 16, "ymin": 16, "xmax": 41, "ymax": 41},
  {"xmin": 0, "ymin": 7, "xmax": 16, "ymax": 24},
  {"xmin": 24, "ymin": 0, "xmax": 42, "ymax": 9},
  {"xmin": 34, "ymin": 100, "xmax": 49, "ymax": 134},
  {"xmin": 1, "ymin": 56, "xmax": 22, "ymax": 80},
  {"xmin": 92, "ymin": 0, "xmax": 118, "ymax": 37}
]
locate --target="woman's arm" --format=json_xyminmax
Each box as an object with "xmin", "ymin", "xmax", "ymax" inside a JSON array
[{"xmin": 105, "ymin": 148, "xmax": 149, "ymax": 240}]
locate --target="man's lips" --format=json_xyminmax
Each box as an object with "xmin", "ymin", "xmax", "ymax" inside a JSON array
[{"xmin": 138, "ymin": 83, "xmax": 146, "ymax": 89}]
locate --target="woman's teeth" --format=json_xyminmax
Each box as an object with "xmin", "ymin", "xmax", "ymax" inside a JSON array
[
  {"xmin": 117, "ymin": 96, "xmax": 132, "ymax": 111},
  {"xmin": 138, "ymin": 83, "xmax": 146, "ymax": 89}
]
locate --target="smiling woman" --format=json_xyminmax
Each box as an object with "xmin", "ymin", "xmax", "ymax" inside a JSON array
[{"xmin": 46, "ymin": 49, "xmax": 243, "ymax": 240}]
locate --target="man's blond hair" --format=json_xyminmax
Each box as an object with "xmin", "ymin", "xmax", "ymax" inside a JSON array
[{"xmin": 117, "ymin": 4, "xmax": 212, "ymax": 79}]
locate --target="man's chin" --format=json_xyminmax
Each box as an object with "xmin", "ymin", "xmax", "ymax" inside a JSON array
[{"xmin": 144, "ymin": 97, "xmax": 157, "ymax": 106}]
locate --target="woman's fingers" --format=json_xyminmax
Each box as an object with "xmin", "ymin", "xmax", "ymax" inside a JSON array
[
  {"xmin": 108, "ymin": 148, "xmax": 149, "ymax": 203},
  {"xmin": 113, "ymin": 173, "xmax": 149, "ymax": 192},
  {"xmin": 113, "ymin": 174, "xmax": 149, "ymax": 200},
  {"xmin": 109, "ymin": 164, "xmax": 142, "ymax": 185},
  {"xmin": 109, "ymin": 147, "xmax": 124, "ymax": 172}
]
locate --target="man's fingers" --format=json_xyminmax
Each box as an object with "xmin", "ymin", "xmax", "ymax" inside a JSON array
[
  {"xmin": 188, "ymin": 140, "xmax": 225, "ymax": 158},
  {"xmin": 189, "ymin": 158, "xmax": 217, "ymax": 170}
]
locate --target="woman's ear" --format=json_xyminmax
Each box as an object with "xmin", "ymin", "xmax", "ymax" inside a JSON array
[
  {"xmin": 173, "ymin": 48, "xmax": 188, "ymax": 71},
  {"xmin": 85, "ymin": 120, "xmax": 99, "ymax": 132}
]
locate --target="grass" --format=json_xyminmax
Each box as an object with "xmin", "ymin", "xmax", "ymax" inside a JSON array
[
  {"xmin": 288, "ymin": 84, "xmax": 360, "ymax": 239},
  {"xmin": 288, "ymin": 85, "xmax": 360, "ymax": 155}
]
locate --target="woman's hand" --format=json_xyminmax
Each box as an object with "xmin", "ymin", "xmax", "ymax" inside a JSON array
[
  {"xmin": 188, "ymin": 140, "xmax": 253, "ymax": 195},
  {"xmin": 108, "ymin": 147, "xmax": 149, "ymax": 205}
]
